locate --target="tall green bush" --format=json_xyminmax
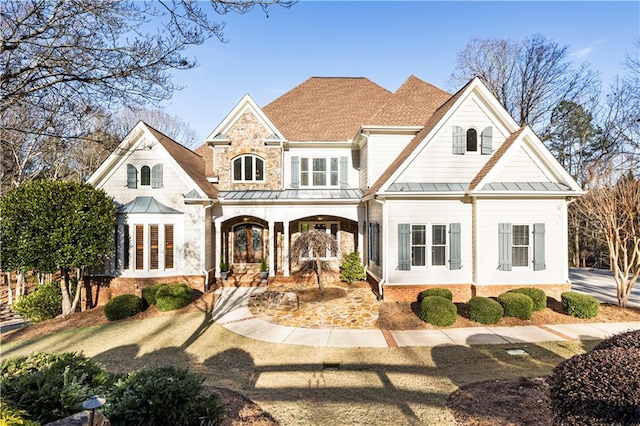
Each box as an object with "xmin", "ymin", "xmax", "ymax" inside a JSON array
[
  {"xmin": 561, "ymin": 291, "xmax": 599, "ymax": 318},
  {"xmin": 155, "ymin": 283, "xmax": 193, "ymax": 312},
  {"xmin": 103, "ymin": 294, "xmax": 144, "ymax": 321},
  {"xmin": 340, "ymin": 252, "xmax": 366, "ymax": 284},
  {"xmin": 419, "ymin": 296, "xmax": 457, "ymax": 326},
  {"xmin": 12, "ymin": 281, "xmax": 62, "ymax": 323},
  {"xmin": 497, "ymin": 292, "xmax": 533, "ymax": 320},
  {"xmin": 141, "ymin": 283, "xmax": 164, "ymax": 306}
]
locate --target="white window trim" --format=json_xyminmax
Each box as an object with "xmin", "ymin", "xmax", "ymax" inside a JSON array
[
  {"xmin": 512, "ymin": 224, "xmax": 531, "ymax": 269},
  {"xmin": 232, "ymin": 154, "xmax": 265, "ymax": 183},
  {"xmin": 299, "ymin": 156, "xmax": 339, "ymax": 188},
  {"xmin": 120, "ymin": 222, "xmax": 177, "ymax": 274},
  {"xmin": 410, "ymin": 223, "xmax": 449, "ymax": 269},
  {"xmin": 139, "ymin": 164, "xmax": 152, "ymax": 186}
]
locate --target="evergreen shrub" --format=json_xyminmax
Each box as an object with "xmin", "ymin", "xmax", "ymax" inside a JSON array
[
  {"xmin": 561, "ymin": 291, "xmax": 599, "ymax": 318},
  {"xmin": 103, "ymin": 294, "xmax": 143, "ymax": 321},
  {"xmin": 418, "ymin": 287, "xmax": 453, "ymax": 303},
  {"xmin": 155, "ymin": 283, "xmax": 193, "ymax": 312},
  {"xmin": 593, "ymin": 329, "xmax": 640, "ymax": 351},
  {"xmin": 467, "ymin": 296, "xmax": 504, "ymax": 324},
  {"xmin": 141, "ymin": 283, "xmax": 164, "ymax": 306},
  {"xmin": 509, "ymin": 287, "xmax": 547, "ymax": 311},
  {"xmin": 497, "ymin": 292, "xmax": 533, "ymax": 320},
  {"xmin": 419, "ymin": 296, "xmax": 457, "ymax": 326},
  {"xmin": 12, "ymin": 281, "xmax": 62, "ymax": 323},
  {"xmin": 340, "ymin": 252, "xmax": 366, "ymax": 284}
]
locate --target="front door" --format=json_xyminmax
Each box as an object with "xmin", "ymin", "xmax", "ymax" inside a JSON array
[{"xmin": 234, "ymin": 224, "xmax": 264, "ymax": 263}]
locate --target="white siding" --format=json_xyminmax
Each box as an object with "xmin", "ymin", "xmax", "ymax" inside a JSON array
[
  {"xmin": 367, "ymin": 133, "xmax": 414, "ymax": 186},
  {"xmin": 398, "ymin": 96, "xmax": 510, "ymax": 184},
  {"xmin": 493, "ymin": 146, "xmax": 551, "ymax": 182},
  {"xmin": 475, "ymin": 199, "xmax": 567, "ymax": 285},
  {"xmin": 385, "ymin": 199, "xmax": 473, "ymax": 284},
  {"xmin": 359, "ymin": 142, "xmax": 368, "ymax": 190}
]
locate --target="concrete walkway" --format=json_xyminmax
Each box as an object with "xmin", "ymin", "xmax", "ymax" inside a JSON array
[{"xmin": 213, "ymin": 287, "xmax": 640, "ymax": 348}]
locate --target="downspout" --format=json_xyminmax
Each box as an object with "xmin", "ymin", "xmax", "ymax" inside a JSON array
[
  {"xmin": 373, "ymin": 195, "xmax": 386, "ymax": 301},
  {"xmin": 202, "ymin": 202, "xmax": 214, "ymax": 291}
]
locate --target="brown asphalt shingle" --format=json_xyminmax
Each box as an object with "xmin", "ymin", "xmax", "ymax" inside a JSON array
[
  {"xmin": 468, "ymin": 127, "xmax": 526, "ymax": 191},
  {"xmin": 145, "ymin": 123, "xmax": 218, "ymax": 199}
]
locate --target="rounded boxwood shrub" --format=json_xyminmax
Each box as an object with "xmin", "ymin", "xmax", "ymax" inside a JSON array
[
  {"xmin": 103, "ymin": 294, "xmax": 143, "ymax": 321},
  {"xmin": 418, "ymin": 287, "xmax": 453, "ymax": 303},
  {"xmin": 155, "ymin": 283, "xmax": 193, "ymax": 312},
  {"xmin": 141, "ymin": 283, "xmax": 164, "ymax": 306},
  {"xmin": 497, "ymin": 292, "xmax": 533, "ymax": 320},
  {"xmin": 549, "ymin": 346, "xmax": 640, "ymax": 425},
  {"xmin": 508, "ymin": 287, "xmax": 547, "ymax": 311},
  {"xmin": 561, "ymin": 291, "xmax": 599, "ymax": 319},
  {"xmin": 467, "ymin": 296, "xmax": 504, "ymax": 325},
  {"xmin": 419, "ymin": 296, "xmax": 457, "ymax": 326},
  {"xmin": 11, "ymin": 281, "xmax": 63, "ymax": 323},
  {"xmin": 107, "ymin": 366, "xmax": 224, "ymax": 426},
  {"xmin": 593, "ymin": 329, "xmax": 640, "ymax": 351}
]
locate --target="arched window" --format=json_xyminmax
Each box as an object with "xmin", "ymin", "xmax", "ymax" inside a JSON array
[
  {"xmin": 232, "ymin": 154, "xmax": 265, "ymax": 182},
  {"xmin": 466, "ymin": 129, "xmax": 478, "ymax": 152},
  {"xmin": 140, "ymin": 165, "xmax": 151, "ymax": 186}
]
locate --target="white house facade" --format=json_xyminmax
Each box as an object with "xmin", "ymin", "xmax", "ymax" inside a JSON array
[{"xmin": 87, "ymin": 76, "xmax": 583, "ymax": 303}]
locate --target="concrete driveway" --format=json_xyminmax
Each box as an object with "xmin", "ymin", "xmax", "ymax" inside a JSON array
[{"xmin": 569, "ymin": 267, "xmax": 640, "ymax": 308}]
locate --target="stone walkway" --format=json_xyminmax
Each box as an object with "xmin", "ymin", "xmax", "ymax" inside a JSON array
[{"xmin": 248, "ymin": 284, "xmax": 380, "ymax": 329}]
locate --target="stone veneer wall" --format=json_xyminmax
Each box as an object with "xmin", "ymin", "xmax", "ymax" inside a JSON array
[{"xmin": 216, "ymin": 111, "xmax": 282, "ymax": 190}]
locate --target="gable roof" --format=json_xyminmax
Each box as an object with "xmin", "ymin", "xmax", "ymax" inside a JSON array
[
  {"xmin": 144, "ymin": 124, "xmax": 218, "ymax": 199},
  {"xmin": 364, "ymin": 80, "xmax": 471, "ymax": 197},
  {"xmin": 468, "ymin": 127, "xmax": 525, "ymax": 191},
  {"xmin": 263, "ymin": 77, "xmax": 394, "ymax": 141},
  {"xmin": 367, "ymin": 75, "xmax": 451, "ymax": 126}
]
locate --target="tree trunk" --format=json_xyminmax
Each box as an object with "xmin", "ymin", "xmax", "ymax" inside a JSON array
[
  {"xmin": 60, "ymin": 269, "xmax": 72, "ymax": 316},
  {"xmin": 315, "ymin": 257, "xmax": 324, "ymax": 295},
  {"xmin": 14, "ymin": 271, "xmax": 23, "ymax": 302},
  {"xmin": 70, "ymin": 267, "xmax": 83, "ymax": 313},
  {"xmin": 6, "ymin": 272, "xmax": 12, "ymax": 305}
]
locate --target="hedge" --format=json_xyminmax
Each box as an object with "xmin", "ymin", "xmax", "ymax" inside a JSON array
[
  {"xmin": 508, "ymin": 287, "xmax": 547, "ymax": 311},
  {"xmin": 103, "ymin": 294, "xmax": 143, "ymax": 321},
  {"xmin": 418, "ymin": 287, "xmax": 453, "ymax": 303},
  {"xmin": 497, "ymin": 292, "xmax": 533, "ymax": 320},
  {"xmin": 419, "ymin": 296, "xmax": 457, "ymax": 326},
  {"xmin": 561, "ymin": 291, "xmax": 599, "ymax": 319},
  {"xmin": 155, "ymin": 283, "xmax": 193, "ymax": 312},
  {"xmin": 467, "ymin": 296, "xmax": 504, "ymax": 325}
]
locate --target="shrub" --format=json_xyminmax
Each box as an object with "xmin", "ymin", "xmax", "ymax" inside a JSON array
[
  {"xmin": 0, "ymin": 352, "xmax": 114, "ymax": 424},
  {"xmin": 103, "ymin": 294, "xmax": 143, "ymax": 321},
  {"xmin": 509, "ymin": 287, "xmax": 547, "ymax": 311},
  {"xmin": 593, "ymin": 329, "xmax": 640, "ymax": 351},
  {"xmin": 467, "ymin": 297, "xmax": 504, "ymax": 325},
  {"xmin": 107, "ymin": 366, "xmax": 224, "ymax": 426},
  {"xmin": 155, "ymin": 283, "xmax": 193, "ymax": 312},
  {"xmin": 561, "ymin": 291, "xmax": 599, "ymax": 319},
  {"xmin": 340, "ymin": 252, "xmax": 366, "ymax": 284},
  {"xmin": 418, "ymin": 287, "xmax": 453, "ymax": 303},
  {"xmin": 549, "ymin": 346, "xmax": 640, "ymax": 425},
  {"xmin": 11, "ymin": 281, "xmax": 62, "ymax": 323},
  {"xmin": 497, "ymin": 292, "xmax": 533, "ymax": 320},
  {"xmin": 419, "ymin": 296, "xmax": 457, "ymax": 326},
  {"xmin": 141, "ymin": 283, "xmax": 164, "ymax": 306},
  {"xmin": 0, "ymin": 401, "xmax": 39, "ymax": 426}
]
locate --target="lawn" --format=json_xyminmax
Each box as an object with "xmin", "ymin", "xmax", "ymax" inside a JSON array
[{"xmin": 1, "ymin": 306, "xmax": 599, "ymax": 425}]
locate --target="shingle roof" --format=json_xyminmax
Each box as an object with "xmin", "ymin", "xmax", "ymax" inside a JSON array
[
  {"xmin": 144, "ymin": 123, "xmax": 218, "ymax": 199},
  {"xmin": 263, "ymin": 77, "xmax": 394, "ymax": 141},
  {"xmin": 364, "ymin": 80, "xmax": 472, "ymax": 197},
  {"xmin": 368, "ymin": 75, "xmax": 451, "ymax": 126},
  {"xmin": 468, "ymin": 127, "xmax": 525, "ymax": 191}
]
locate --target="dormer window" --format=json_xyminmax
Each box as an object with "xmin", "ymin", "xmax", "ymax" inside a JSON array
[
  {"xmin": 126, "ymin": 164, "xmax": 163, "ymax": 188},
  {"xmin": 453, "ymin": 126, "xmax": 493, "ymax": 155},
  {"xmin": 466, "ymin": 129, "xmax": 478, "ymax": 152},
  {"xmin": 140, "ymin": 166, "xmax": 151, "ymax": 186},
  {"xmin": 232, "ymin": 154, "xmax": 264, "ymax": 182}
]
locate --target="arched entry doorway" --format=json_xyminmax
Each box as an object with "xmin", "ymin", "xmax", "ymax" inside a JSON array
[{"xmin": 233, "ymin": 223, "xmax": 264, "ymax": 263}]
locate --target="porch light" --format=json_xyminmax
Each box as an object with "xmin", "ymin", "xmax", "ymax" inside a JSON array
[{"xmin": 243, "ymin": 217, "xmax": 249, "ymax": 221}]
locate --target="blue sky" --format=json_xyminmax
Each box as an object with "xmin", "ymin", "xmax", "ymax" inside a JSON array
[{"xmin": 161, "ymin": 1, "xmax": 639, "ymax": 142}]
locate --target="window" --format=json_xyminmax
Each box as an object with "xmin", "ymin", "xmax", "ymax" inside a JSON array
[
  {"xmin": 300, "ymin": 157, "xmax": 339, "ymax": 187},
  {"xmin": 140, "ymin": 166, "xmax": 151, "ymax": 186},
  {"xmin": 123, "ymin": 225, "xmax": 130, "ymax": 270},
  {"xmin": 135, "ymin": 225, "xmax": 144, "ymax": 270},
  {"xmin": 232, "ymin": 155, "xmax": 264, "ymax": 182},
  {"xmin": 165, "ymin": 225, "xmax": 174, "ymax": 269},
  {"xmin": 150, "ymin": 225, "xmax": 159, "ymax": 270},
  {"xmin": 399, "ymin": 223, "xmax": 460, "ymax": 270},
  {"xmin": 466, "ymin": 129, "xmax": 477, "ymax": 152},
  {"xmin": 498, "ymin": 223, "xmax": 545, "ymax": 271},
  {"xmin": 432, "ymin": 225, "xmax": 447, "ymax": 266},
  {"xmin": 368, "ymin": 222, "xmax": 380, "ymax": 264}
]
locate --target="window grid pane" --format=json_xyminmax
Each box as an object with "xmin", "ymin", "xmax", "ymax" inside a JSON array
[
  {"xmin": 432, "ymin": 225, "xmax": 446, "ymax": 266},
  {"xmin": 165, "ymin": 225, "xmax": 174, "ymax": 269},
  {"xmin": 432, "ymin": 247, "xmax": 446, "ymax": 266},
  {"xmin": 141, "ymin": 166, "xmax": 151, "ymax": 186},
  {"xmin": 150, "ymin": 225, "xmax": 158, "ymax": 270},
  {"xmin": 123, "ymin": 225, "xmax": 130, "ymax": 270},
  {"xmin": 255, "ymin": 158, "xmax": 264, "ymax": 181},
  {"xmin": 411, "ymin": 225, "xmax": 426, "ymax": 266},
  {"xmin": 312, "ymin": 158, "xmax": 326, "ymax": 186},
  {"xmin": 330, "ymin": 158, "xmax": 338, "ymax": 186},
  {"xmin": 135, "ymin": 225, "xmax": 144, "ymax": 270},
  {"xmin": 512, "ymin": 225, "xmax": 529, "ymax": 267},
  {"xmin": 233, "ymin": 158, "xmax": 242, "ymax": 181},
  {"xmin": 300, "ymin": 158, "xmax": 309, "ymax": 186},
  {"xmin": 244, "ymin": 156, "xmax": 253, "ymax": 181}
]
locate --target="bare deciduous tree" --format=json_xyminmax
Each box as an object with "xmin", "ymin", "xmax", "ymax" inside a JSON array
[
  {"xmin": 449, "ymin": 34, "xmax": 599, "ymax": 134},
  {"xmin": 578, "ymin": 168, "xmax": 640, "ymax": 307},
  {"xmin": 289, "ymin": 229, "xmax": 339, "ymax": 295}
]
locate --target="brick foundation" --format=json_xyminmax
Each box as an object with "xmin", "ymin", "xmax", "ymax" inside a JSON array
[
  {"xmin": 83, "ymin": 275, "xmax": 208, "ymax": 307},
  {"xmin": 381, "ymin": 282, "xmax": 571, "ymax": 303}
]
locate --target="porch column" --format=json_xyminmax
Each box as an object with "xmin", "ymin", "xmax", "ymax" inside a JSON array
[
  {"xmin": 283, "ymin": 220, "xmax": 290, "ymax": 277},
  {"xmin": 268, "ymin": 220, "xmax": 275, "ymax": 277},
  {"xmin": 214, "ymin": 217, "xmax": 222, "ymax": 278}
]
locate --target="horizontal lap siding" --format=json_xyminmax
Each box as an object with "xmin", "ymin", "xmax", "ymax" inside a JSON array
[
  {"xmin": 385, "ymin": 199, "xmax": 472, "ymax": 284},
  {"xmin": 475, "ymin": 199, "xmax": 567, "ymax": 285},
  {"xmin": 368, "ymin": 134, "xmax": 413, "ymax": 186},
  {"xmin": 493, "ymin": 147, "xmax": 551, "ymax": 182},
  {"xmin": 359, "ymin": 142, "xmax": 368, "ymax": 189}
]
